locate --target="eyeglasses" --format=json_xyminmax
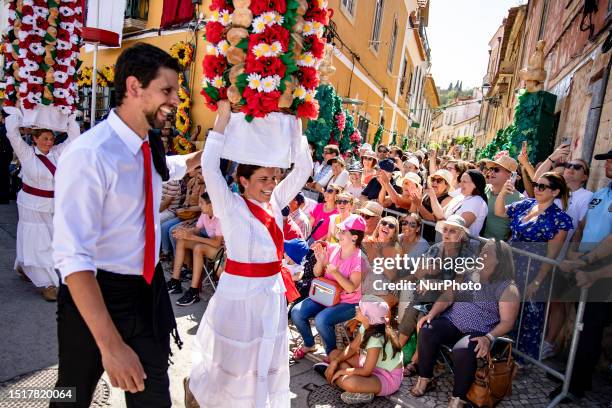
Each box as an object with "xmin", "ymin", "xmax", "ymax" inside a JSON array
[
  {"xmin": 431, "ymin": 177, "xmax": 445, "ymax": 184},
  {"xmin": 335, "ymin": 199, "xmax": 350, "ymax": 205},
  {"xmin": 534, "ymin": 183, "xmax": 553, "ymax": 191},
  {"xmin": 325, "ymin": 188, "xmax": 338, "ymax": 193},
  {"xmin": 324, "ymin": 150, "xmax": 334, "ymax": 155},
  {"xmin": 379, "ymin": 220, "xmax": 397, "ymax": 228},
  {"xmin": 362, "ymin": 214, "xmax": 375, "ymax": 220},
  {"xmin": 564, "ymin": 163, "xmax": 584, "ymax": 171},
  {"xmin": 400, "ymin": 221, "xmax": 418, "ymax": 228},
  {"xmin": 362, "ymin": 157, "xmax": 375, "ymax": 161},
  {"xmin": 485, "ymin": 167, "xmax": 502, "ymax": 173}
]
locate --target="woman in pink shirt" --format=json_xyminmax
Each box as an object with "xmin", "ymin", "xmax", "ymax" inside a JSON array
[
  {"xmin": 309, "ymin": 184, "xmax": 340, "ymax": 241},
  {"xmin": 291, "ymin": 214, "xmax": 365, "ymax": 358}
]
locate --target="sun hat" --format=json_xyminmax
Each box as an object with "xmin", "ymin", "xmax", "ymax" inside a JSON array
[
  {"xmin": 356, "ymin": 201, "xmax": 384, "ymax": 217},
  {"xmin": 435, "ymin": 214, "xmax": 469, "ymax": 234}
]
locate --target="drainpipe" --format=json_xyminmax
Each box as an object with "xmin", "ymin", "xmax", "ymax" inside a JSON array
[{"xmin": 582, "ymin": 52, "xmax": 611, "ymax": 164}]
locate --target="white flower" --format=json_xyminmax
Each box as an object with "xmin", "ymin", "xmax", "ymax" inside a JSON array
[
  {"xmin": 269, "ymin": 41, "xmax": 283, "ymax": 55},
  {"xmin": 56, "ymin": 57, "xmax": 72, "ymax": 66},
  {"xmin": 216, "ymin": 40, "xmax": 230, "ymax": 56},
  {"xmin": 247, "ymin": 73, "xmax": 263, "ymax": 91},
  {"xmin": 28, "ymin": 76, "xmax": 43, "ymax": 85},
  {"xmin": 22, "ymin": 15, "xmax": 35, "ymax": 26},
  {"xmin": 26, "ymin": 92, "xmax": 42, "ymax": 105},
  {"xmin": 305, "ymin": 89, "xmax": 317, "ymax": 103},
  {"xmin": 70, "ymin": 34, "xmax": 80, "ymax": 45},
  {"xmin": 206, "ymin": 44, "xmax": 218, "ymax": 55},
  {"xmin": 59, "ymin": 105, "xmax": 72, "ymax": 114},
  {"xmin": 33, "ymin": 28, "xmax": 46, "ymax": 37},
  {"xmin": 252, "ymin": 43, "xmax": 270, "ymax": 58},
  {"xmin": 23, "ymin": 59, "xmax": 39, "ymax": 71},
  {"xmin": 18, "ymin": 48, "xmax": 28, "ymax": 59},
  {"xmin": 302, "ymin": 21, "xmax": 315, "ymax": 36},
  {"xmin": 297, "ymin": 52, "xmax": 316, "ymax": 67},
  {"xmin": 54, "ymin": 71, "xmax": 69, "ymax": 83},
  {"xmin": 53, "ymin": 88, "xmax": 69, "ymax": 99},
  {"xmin": 66, "ymin": 95, "xmax": 75, "ymax": 105},
  {"xmin": 18, "ymin": 67, "xmax": 32, "ymax": 80},
  {"xmin": 33, "ymin": 6, "xmax": 49, "ymax": 18},
  {"xmin": 8, "ymin": 10, "xmax": 17, "ymax": 21},
  {"xmin": 210, "ymin": 75, "xmax": 225, "ymax": 89},
  {"xmin": 29, "ymin": 43, "xmax": 45, "ymax": 56},
  {"xmin": 293, "ymin": 85, "xmax": 306, "ymax": 99},
  {"xmin": 67, "ymin": 66, "xmax": 76, "ymax": 75},
  {"xmin": 18, "ymin": 30, "xmax": 29, "ymax": 41},
  {"xmin": 57, "ymin": 40, "xmax": 72, "ymax": 51},
  {"xmin": 19, "ymin": 82, "xmax": 28, "ymax": 94},
  {"xmin": 219, "ymin": 10, "xmax": 232, "ymax": 26},
  {"xmin": 59, "ymin": 7, "xmax": 75, "ymax": 17},
  {"xmin": 260, "ymin": 75, "xmax": 279, "ymax": 93},
  {"xmin": 208, "ymin": 10, "xmax": 220, "ymax": 22},
  {"xmin": 23, "ymin": 0, "xmax": 34, "ymax": 6},
  {"xmin": 251, "ymin": 17, "xmax": 266, "ymax": 34}
]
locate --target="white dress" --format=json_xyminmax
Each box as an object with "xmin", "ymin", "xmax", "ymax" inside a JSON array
[
  {"xmin": 7, "ymin": 122, "xmax": 79, "ymax": 287},
  {"xmin": 190, "ymin": 129, "xmax": 312, "ymax": 407}
]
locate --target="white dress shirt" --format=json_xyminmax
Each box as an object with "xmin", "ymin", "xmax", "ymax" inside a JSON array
[
  {"xmin": 202, "ymin": 130, "xmax": 312, "ymax": 296},
  {"xmin": 53, "ymin": 110, "xmax": 187, "ymax": 282},
  {"xmin": 7, "ymin": 124, "xmax": 79, "ymax": 213}
]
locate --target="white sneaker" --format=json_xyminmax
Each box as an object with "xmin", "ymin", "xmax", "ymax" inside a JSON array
[
  {"xmin": 541, "ymin": 341, "xmax": 556, "ymax": 360},
  {"xmin": 340, "ymin": 392, "xmax": 375, "ymax": 404}
]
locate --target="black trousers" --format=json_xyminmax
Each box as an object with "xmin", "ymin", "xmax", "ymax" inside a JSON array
[
  {"xmin": 51, "ymin": 265, "xmax": 176, "ymax": 408},
  {"xmin": 0, "ymin": 152, "xmax": 12, "ymax": 203},
  {"xmin": 417, "ymin": 317, "xmax": 484, "ymax": 400},
  {"xmin": 569, "ymin": 301, "xmax": 612, "ymax": 393}
]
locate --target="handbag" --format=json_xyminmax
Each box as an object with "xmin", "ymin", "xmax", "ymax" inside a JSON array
[
  {"xmin": 309, "ymin": 277, "xmax": 342, "ymax": 307},
  {"xmin": 467, "ymin": 343, "xmax": 517, "ymax": 407}
]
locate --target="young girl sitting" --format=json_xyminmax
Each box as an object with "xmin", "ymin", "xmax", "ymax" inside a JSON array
[
  {"xmin": 166, "ymin": 192, "xmax": 223, "ymax": 306},
  {"xmin": 322, "ymin": 295, "xmax": 403, "ymax": 404}
]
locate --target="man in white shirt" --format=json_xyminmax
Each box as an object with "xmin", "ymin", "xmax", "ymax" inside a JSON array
[{"xmin": 52, "ymin": 44, "xmax": 201, "ymax": 407}]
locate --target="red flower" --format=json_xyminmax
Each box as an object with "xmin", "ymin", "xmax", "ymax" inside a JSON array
[
  {"xmin": 56, "ymin": 49, "xmax": 73, "ymax": 59},
  {"xmin": 249, "ymin": 25, "xmax": 289, "ymax": 51},
  {"xmin": 244, "ymin": 54, "xmax": 286, "ymax": 77},
  {"xmin": 297, "ymin": 100, "xmax": 319, "ymax": 119},
  {"xmin": 201, "ymin": 89, "xmax": 218, "ymax": 111},
  {"xmin": 307, "ymin": 36, "xmax": 325, "ymax": 59},
  {"xmin": 250, "ymin": 0, "xmax": 286, "ymax": 15},
  {"xmin": 305, "ymin": 8, "xmax": 329, "ymax": 25},
  {"xmin": 205, "ymin": 21, "xmax": 225, "ymax": 45},
  {"xmin": 209, "ymin": 0, "xmax": 233, "ymax": 12},
  {"xmin": 36, "ymin": 17, "xmax": 49, "ymax": 30},
  {"xmin": 21, "ymin": 5, "xmax": 34, "ymax": 16},
  {"xmin": 23, "ymin": 99, "xmax": 36, "ymax": 110},
  {"xmin": 203, "ymin": 54, "xmax": 228, "ymax": 78},
  {"xmin": 298, "ymin": 67, "xmax": 319, "ymax": 89},
  {"xmin": 242, "ymin": 87, "xmax": 281, "ymax": 118},
  {"xmin": 260, "ymin": 89, "xmax": 280, "ymax": 112}
]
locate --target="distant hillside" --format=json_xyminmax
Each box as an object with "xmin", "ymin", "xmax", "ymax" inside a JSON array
[{"xmin": 437, "ymin": 81, "xmax": 475, "ymax": 106}]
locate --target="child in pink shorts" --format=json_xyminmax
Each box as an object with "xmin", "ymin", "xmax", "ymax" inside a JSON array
[{"xmin": 322, "ymin": 295, "xmax": 403, "ymax": 404}]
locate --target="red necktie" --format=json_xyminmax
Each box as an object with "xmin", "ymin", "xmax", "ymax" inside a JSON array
[{"xmin": 141, "ymin": 141, "xmax": 155, "ymax": 284}]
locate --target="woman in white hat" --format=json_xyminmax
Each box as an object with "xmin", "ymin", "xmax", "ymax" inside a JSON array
[
  {"xmin": 378, "ymin": 171, "xmax": 423, "ymax": 213},
  {"xmin": 360, "ymin": 150, "xmax": 378, "ymax": 185},
  {"xmin": 417, "ymin": 170, "xmax": 453, "ymax": 242}
]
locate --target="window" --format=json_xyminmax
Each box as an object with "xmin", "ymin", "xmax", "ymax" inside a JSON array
[
  {"xmin": 387, "ymin": 17, "xmax": 398, "ymax": 72},
  {"xmin": 341, "ymin": 0, "xmax": 357, "ymax": 17},
  {"xmin": 399, "ymin": 57, "xmax": 408, "ymax": 94},
  {"xmin": 370, "ymin": 0, "xmax": 384, "ymax": 52},
  {"xmin": 357, "ymin": 115, "xmax": 370, "ymax": 140}
]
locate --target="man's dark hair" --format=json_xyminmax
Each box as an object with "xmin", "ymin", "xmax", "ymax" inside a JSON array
[
  {"xmin": 114, "ymin": 43, "xmax": 181, "ymax": 106},
  {"xmin": 200, "ymin": 192, "xmax": 211, "ymax": 203}
]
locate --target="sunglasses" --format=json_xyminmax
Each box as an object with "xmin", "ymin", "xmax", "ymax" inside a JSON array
[
  {"xmin": 325, "ymin": 188, "xmax": 339, "ymax": 193},
  {"xmin": 534, "ymin": 183, "xmax": 553, "ymax": 191},
  {"xmin": 324, "ymin": 150, "xmax": 334, "ymax": 155},
  {"xmin": 486, "ymin": 167, "xmax": 502, "ymax": 173},
  {"xmin": 379, "ymin": 220, "xmax": 397, "ymax": 228},
  {"xmin": 564, "ymin": 163, "xmax": 584, "ymax": 171},
  {"xmin": 400, "ymin": 221, "xmax": 418, "ymax": 228},
  {"xmin": 362, "ymin": 157, "xmax": 375, "ymax": 161},
  {"xmin": 431, "ymin": 177, "xmax": 445, "ymax": 183},
  {"xmin": 362, "ymin": 214, "xmax": 376, "ymax": 220},
  {"xmin": 378, "ymin": 149, "xmax": 389, "ymax": 153},
  {"xmin": 335, "ymin": 199, "xmax": 350, "ymax": 205}
]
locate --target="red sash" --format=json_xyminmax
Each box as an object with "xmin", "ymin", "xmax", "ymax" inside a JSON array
[
  {"xmin": 36, "ymin": 153, "xmax": 56, "ymax": 176},
  {"xmin": 21, "ymin": 153, "xmax": 56, "ymax": 198},
  {"xmin": 225, "ymin": 198, "xmax": 301, "ymax": 302}
]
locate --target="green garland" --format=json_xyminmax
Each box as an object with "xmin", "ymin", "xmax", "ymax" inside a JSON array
[
  {"xmin": 372, "ymin": 125, "xmax": 384, "ymax": 151},
  {"xmin": 478, "ymin": 90, "xmax": 557, "ymax": 164},
  {"xmin": 390, "ymin": 131, "xmax": 397, "ymax": 146},
  {"xmin": 401, "ymin": 136, "xmax": 409, "ymax": 151}
]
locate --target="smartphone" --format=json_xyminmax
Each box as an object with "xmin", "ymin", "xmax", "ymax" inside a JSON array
[
  {"xmin": 560, "ymin": 137, "xmax": 571, "ymax": 147},
  {"xmin": 510, "ymin": 171, "xmax": 517, "ymax": 185}
]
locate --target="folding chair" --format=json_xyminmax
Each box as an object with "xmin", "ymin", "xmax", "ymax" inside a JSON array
[{"xmin": 200, "ymin": 246, "xmax": 225, "ymax": 292}]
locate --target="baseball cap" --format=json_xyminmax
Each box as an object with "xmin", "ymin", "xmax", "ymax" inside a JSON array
[
  {"xmin": 358, "ymin": 295, "xmax": 389, "ymax": 325},
  {"xmin": 284, "ymin": 239, "xmax": 309, "ymax": 264},
  {"xmin": 594, "ymin": 150, "xmax": 612, "ymax": 160},
  {"xmin": 337, "ymin": 214, "xmax": 366, "ymax": 232}
]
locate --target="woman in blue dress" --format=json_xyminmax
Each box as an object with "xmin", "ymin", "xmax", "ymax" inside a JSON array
[{"xmin": 494, "ymin": 172, "xmax": 573, "ymax": 360}]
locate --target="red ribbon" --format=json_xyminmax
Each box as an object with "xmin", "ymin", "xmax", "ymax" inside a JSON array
[{"xmin": 22, "ymin": 183, "xmax": 54, "ymax": 198}]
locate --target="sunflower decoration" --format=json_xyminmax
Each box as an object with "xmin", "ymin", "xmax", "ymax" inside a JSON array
[
  {"xmin": 173, "ymin": 135, "xmax": 194, "ymax": 154},
  {"xmin": 174, "ymin": 73, "xmax": 192, "ymax": 137},
  {"xmin": 77, "ymin": 67, "xmax": 93, "ymax": 88},
  {"xmin": 170, "ymin": 41, "xmax": 195, "ymax": 69},
  {"xmin": 97, "ymin": 65, "xmax": 115, "ymax": 87}
]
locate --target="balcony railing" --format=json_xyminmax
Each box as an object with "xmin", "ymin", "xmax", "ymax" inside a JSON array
[
  {"xmin": 418, "ymin": 22, "xmax": 431, "ymax": 60},
  {"xmin": 124, "ymin": 0, "xmax": 149, "ymax": 33}
]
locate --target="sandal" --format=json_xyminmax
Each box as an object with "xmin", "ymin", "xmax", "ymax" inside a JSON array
[
  {"xmin": 292, "ymin": 345, "xmax": 314, "ymax": 360},
  {"xmin": 403, "ymin": 362, "xmax": 418, "ymax": 377},
  {"xmin": 410, "ymin": 376, "xmax": 435, "ymax": 397}
]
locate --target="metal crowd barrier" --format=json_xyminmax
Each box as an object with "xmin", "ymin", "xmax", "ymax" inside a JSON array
[{"xmin": 380, "ymin": 208, "xmax": 587, "ymax": 408}]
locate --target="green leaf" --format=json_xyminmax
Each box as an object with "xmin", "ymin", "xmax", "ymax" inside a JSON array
[{"xmin": 236, "ymin": 38, "xmax": 248, "ymax": 51}]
